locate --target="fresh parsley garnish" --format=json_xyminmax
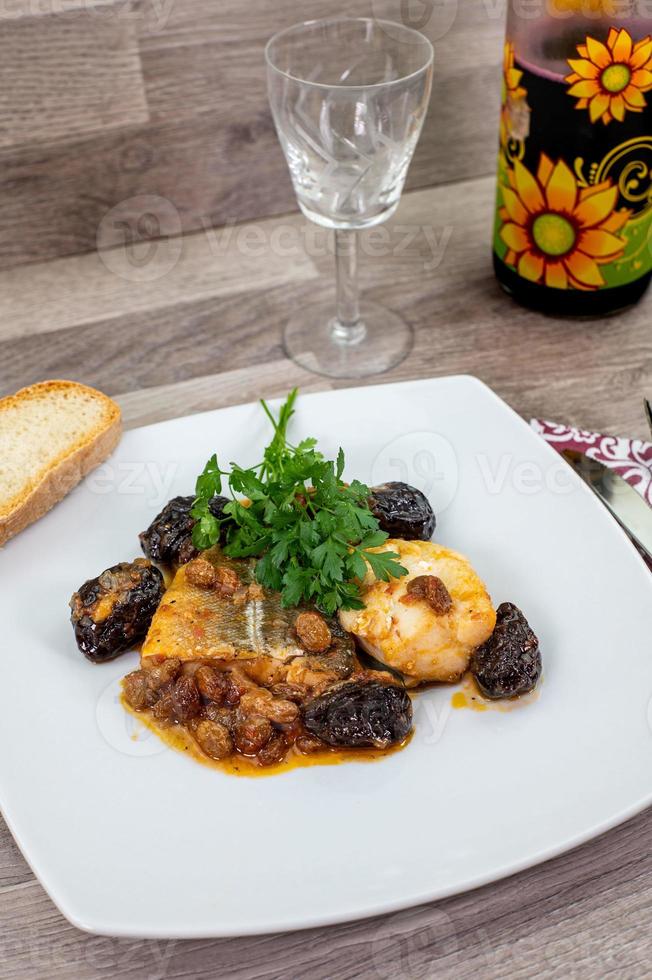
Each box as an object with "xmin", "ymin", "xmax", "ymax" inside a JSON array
[{"xmin": 190, "ymin": 389, "xmax": 408, "ymax": 615}]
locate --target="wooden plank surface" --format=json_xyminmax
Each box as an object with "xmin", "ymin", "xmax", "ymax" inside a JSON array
[
  {"xmin": 0, "ymin": 0, "xmax": 502, "ymax": 269},
  {"xmin": 0, "ymin": 177, "xmax": 651, "ymax": 977},
  {"xmin": 0, "ymin": 4, "xmax": 148, "ymax": 149}
]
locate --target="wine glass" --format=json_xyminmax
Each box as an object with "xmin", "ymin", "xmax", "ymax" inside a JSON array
[{"xmin": 266, "ymin": 17, "xmax": 433, "ymax": 378}]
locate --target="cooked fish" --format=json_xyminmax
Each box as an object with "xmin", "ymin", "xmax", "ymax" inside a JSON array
[
  {"xmin": 141, "ymin": 546, "xmax": 357, "ymax": 693},
  {"xmin": 339, "ymin": 539, "xmax": 496, "ymax": 686}
]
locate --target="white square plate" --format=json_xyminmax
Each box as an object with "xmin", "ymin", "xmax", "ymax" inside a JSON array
[{"xmin": 2, "ymin": 376, "xmax": 652, "ymax": 937}]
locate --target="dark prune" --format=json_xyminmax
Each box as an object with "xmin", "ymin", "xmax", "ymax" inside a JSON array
[
  {"xmin": 139, "ymin": 495, "xmax": 231, "ymax": 566},
  {"xmin": 368, "ymin": 482, "xmax": 436, "ymax": 541},
  {"xmin": 303, "ymin": 679, "xmax": 413, "ymax": 748},
  {"xmin": 70, "ymin": 559, "xmax": 164, "ymax": 663},
  {"xmin": 471, "ymin": 602, "xmax": 541, "ymax": 699}
]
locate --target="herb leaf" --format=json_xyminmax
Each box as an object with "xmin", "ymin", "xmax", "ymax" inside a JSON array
[{"xmin": 191, "ymin": 390, "xmax": 408, "ymax": 612}]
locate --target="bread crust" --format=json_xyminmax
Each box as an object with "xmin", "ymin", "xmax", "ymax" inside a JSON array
[{"xmin": 0, "ymin": 380, "xmax": 122, "ymax": 547}]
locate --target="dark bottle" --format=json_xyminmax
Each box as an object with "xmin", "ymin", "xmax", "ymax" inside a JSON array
[{"xmin": 493, "ymin": 4, "xmax": 652, "ymax": 316}]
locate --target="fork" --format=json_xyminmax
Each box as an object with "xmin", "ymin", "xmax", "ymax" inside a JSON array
[{"xmin": 645, "ymin": 398, "xmax": 652, "ymax": 439}]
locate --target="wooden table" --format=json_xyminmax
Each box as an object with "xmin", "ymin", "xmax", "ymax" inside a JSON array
[{"xmin": 1, "ymin": 176, "xmax": 651, "ymax": 978}]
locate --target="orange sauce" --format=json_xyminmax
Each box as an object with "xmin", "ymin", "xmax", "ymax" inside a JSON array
[
  {"xmin": 451, "ymin": 673, "xmax": 541, "ymax": 712},
  {"xmin": 121, "ymin": 692, "xmax": 411, "ymax": 778}
]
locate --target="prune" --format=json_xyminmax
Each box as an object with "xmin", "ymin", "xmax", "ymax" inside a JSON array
[
  {"xmin": 303, "ymin": 679, "xmax": 412, "ymax": 748},
  {"xmin": 471, "ymin": 602, "xmax": 541, "ymax": 699},
  {"xmin": 368, "ymin": 482, "xmax": 436, "ymax": 540},
  {"xmin": 70, "ymin": 559, "xmax": 164, "ymax": 663},
  {"xmin": 139, "ymin": 494, "xmax": 231, "ymax": 566}
]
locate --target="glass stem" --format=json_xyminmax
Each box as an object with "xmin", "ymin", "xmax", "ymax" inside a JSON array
[{"xmin": 332, "ymin": 229, "xmax": 366, "ymax": 345}]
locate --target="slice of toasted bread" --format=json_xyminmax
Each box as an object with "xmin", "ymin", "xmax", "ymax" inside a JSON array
[{"xmin": 0, "ymin": 380, "xmax": 122, "ymax": 546}]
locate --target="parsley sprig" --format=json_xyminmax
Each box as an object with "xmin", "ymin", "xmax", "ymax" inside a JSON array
[{"xmin": 190, "ymin": 389, "xmax": 407, "ymax": 614}]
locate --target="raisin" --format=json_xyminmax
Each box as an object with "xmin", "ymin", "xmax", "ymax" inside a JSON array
[
  {"xmin": 152, "ymin": 691, "xmax": 176, "ymax": 721},
  {"xmin": 295, "ymin": 611, "xmax": 332, "ymax": 654},
  {"xmin": 194, "ymin": 720, "xmax": 233, "ymax": 760},
  {"xmin": 204, "ymin": 703, "xmax": 237, "ymax": 729},
  {"xmin": 233, "ymin": 715, "xmax": 273, "ymax": 755},
  {"xmin": 407, "ymin": 575, "xmax": 452, "ymax": 615},
  {"xmin": 146, "ymin": 658, "xmax": 181, "ymax": 692},
  {"xmin": 270, "ymin": 682, "xmax": 308, "ymax": 704},
  {"xmin": 172, "ymin": 675, "xmax": 201, "ymax": 723},
  {"xmin": 123, "ymin": 670, "xmax": 151, "ymax": 710},
  {"xmin": 256, "ymin": 733, "xmax": 287, "ymax": 767},
  {"xmin": 281, "ymin": 717, "xmax": 304, "ymax": 745},
  {"xmin": 471, "ymin": 602, "xmax": 541, "ymax": 699},
  {"xmin": 185, "ymin": 558, "xmax": 218, "ymax": 589},
  {"xmin": 295, "ymin": 734, "xmax": 324, "ymax": 755},
  {"xmin": 215, "ymin": 566, "xmax": 240, "ymax": 596},
  {"xmin": 240, "ymin": 690, "xmax": 299, "ymax": 725},
  {"xmin": 195, "ymin": 665, "xmax": 230, "ymax": 704},
  {"xmin": 266, "ymin": 698, "xmax": 299, "ymax": 726}
]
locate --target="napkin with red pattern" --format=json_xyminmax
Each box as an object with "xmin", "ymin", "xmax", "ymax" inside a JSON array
[{"xmin": 531, "ymin": 418, "xmax": 652, "ymax": 566}]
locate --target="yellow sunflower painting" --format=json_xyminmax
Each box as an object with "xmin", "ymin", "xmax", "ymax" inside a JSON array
[
  {"xmin": 498, "ymin": 155, "xmax": 630, "ymax": 290},
  {"xmin": 565, "ymin": 28, "xmax": 652, "ymax": 124},
  {"xmin": 503, "ymin": 41, "xmax": 527, "ymax": 103},
  {"xmin": 500, "ymin": 41, "xmax": 530, "ymax": 148}
]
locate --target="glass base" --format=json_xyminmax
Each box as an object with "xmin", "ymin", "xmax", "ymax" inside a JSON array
[{"xmin": 283, "ymin": 300, "xmax": 413, "ymax": 379}]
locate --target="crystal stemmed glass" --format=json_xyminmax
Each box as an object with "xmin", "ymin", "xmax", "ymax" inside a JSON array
[{"xmin": 266, "ymin": 17, "xmax": 433, "ymax": 378}]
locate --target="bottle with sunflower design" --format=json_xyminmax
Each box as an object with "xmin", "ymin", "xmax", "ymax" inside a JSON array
[{"xmin": 493, "ymin": 1, "xmax": 652, "ymax": 315}]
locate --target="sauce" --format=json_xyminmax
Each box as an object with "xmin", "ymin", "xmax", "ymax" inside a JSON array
[
  {"xmin": 451, "ymin": 673, "xmax": 541, "ymax": 712},
  {"xmin": 121, "ymin": 692, "xmax": 411, "ymax": 777}
]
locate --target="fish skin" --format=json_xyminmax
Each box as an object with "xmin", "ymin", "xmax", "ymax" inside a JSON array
[{"xmin": 141, "ymin": 547, "xmax": 356, "ymax": 677}]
